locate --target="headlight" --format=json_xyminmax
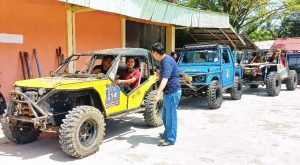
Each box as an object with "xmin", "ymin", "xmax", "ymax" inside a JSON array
[
  {"xmin": 38, "ymin": 88, "xmax": 46, "ymax": 96},
  {"xmin": 15, "ymin": 87, "xmax": 22, "ymax": 92}
]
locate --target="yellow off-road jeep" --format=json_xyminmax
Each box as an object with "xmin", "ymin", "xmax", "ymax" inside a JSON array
[{"xmin": 1, "ymin": 48, "xmax": 163, "ymax": 158}]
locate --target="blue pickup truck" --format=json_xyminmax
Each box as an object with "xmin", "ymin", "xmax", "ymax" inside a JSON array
[
  {"xmin": 287, "ymin": 52, "xmax": 300, "ymax": 85},
  {"xmin": 178, "ymin": 44, "xmax": 243, "ymax": 109}
]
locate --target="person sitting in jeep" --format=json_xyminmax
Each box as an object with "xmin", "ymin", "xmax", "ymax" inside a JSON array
[
  {"xmin": 248, "ymin": 52, "xmax": 263, "ymax": 64},
  {"xmin": 116, "ymin": 56, "xmax": 141, "ymax": 93},
  {"xmin": 91, "ymin": 55, "xmax": 114, "ymax": 74},
  {"xmin": 270, "ymin": 49, "xmax": 287, "ymax": 66}
]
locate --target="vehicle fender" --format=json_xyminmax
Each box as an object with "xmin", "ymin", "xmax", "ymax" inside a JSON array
[{"xmin": 234, "ymin": 66, "xmax": 243, "ymax": 78}]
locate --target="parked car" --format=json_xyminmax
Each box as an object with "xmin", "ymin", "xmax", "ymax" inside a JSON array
[
  {"xmin": 287, "ymin": 52, "xmax": 300, "ymax": 85},
  {"xmin": 240, "ymin": 50, "xmax": 298, "ymax": 96},
  {"xmin": 178, "ymin": 44, "xmax": 243, "ymax": 109},
  {"xmin": 1, "ymin": 48, "xmax": 162, "ymax": 158}
]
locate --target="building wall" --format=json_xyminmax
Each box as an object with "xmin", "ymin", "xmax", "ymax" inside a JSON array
[
  {"xmin": 0, "ymin": 0, "xmax": 68, "ymax": 99},
  {"xmin": 75, "ymin": 11, "xmax": 121, "ymax": 53},
  {"xmin": 0, "ymin": 1, "xmax": 122, "ymax": 99}
]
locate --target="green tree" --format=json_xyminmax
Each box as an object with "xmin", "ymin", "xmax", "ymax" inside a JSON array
[
  {"xmin": 276, "ymin": 11, "xmax": 300, "ymax": 37},
  {"xmin": 182, "ymin": 0, "xmax": 294, "ymax": 35},
  {"xmin": 249, "ymin": 30, "xmax": 274, "ymax": 41}
]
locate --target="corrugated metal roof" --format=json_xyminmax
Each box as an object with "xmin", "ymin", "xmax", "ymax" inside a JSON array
[
  {"xmin": 60, "ymin": 0, "xmax": 230, "ymax": 28},
  {"xmin": 254, "ymin": 40, "xmax": 275, "ymax": 50},
  {"xmin": 271, "ymin": 38, "xmax": 300, "ymax": 51},
  {"xmin": 175, "ymin": 26, "xmax": 249, "ymax": 49}
]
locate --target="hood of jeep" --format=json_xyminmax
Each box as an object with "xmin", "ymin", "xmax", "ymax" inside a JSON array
[
  {"xmin": 178, "ymin": 66, "xmax": 209, "ymax": 73},
  {"xmin": 178, "ymin": 65, "xmax": 222, "ymax": 75},
  {"xmin": 15, "ymin": 77, "xmax": 96, "ymax": 89}
]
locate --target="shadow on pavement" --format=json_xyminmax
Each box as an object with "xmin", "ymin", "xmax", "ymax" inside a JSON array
[
  {"xmin": 104, "ymin": 116, "xmax": 161, "ymax": 148},
  {"xmin": 0, "ymin": 115, "xmax": 153, "ymax": 161},
  {"xmin": 241, "ymin": 87, "xmax": 269, "ymax": 97},
  {"xmin": 178, "ymin": 94, "xmax": 243, "ymax": 110},
  {"xmin": 178, "ymin": 96, "xmax": 210, "ymax": 110}
]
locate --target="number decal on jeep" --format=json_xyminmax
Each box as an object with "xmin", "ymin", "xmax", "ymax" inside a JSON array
[
  {"xmin": 226, "ymin": 69, "xmax": 230, "ymax": 78},
  {"xmin": 105, "ymin": 83, "xmax": 120, "ymax": 108}
]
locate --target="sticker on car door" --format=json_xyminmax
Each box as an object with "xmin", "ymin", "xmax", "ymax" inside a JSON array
[{"xmin": 105, "ymin": 83, "xmax": 120, "ymax": 108}]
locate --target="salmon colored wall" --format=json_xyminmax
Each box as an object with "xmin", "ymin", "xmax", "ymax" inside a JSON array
[
  {"xmin": 75, "ymin": 11, "xmax": 122, "ymax": 54},
  {"xmin": 0, "ymin": 0, "xmax": 68, "ymax": 99}
]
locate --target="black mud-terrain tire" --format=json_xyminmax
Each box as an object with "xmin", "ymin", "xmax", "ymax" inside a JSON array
[
  {"xmin": 0, "ymin": 92, "xmax": 6, "ymax": 116},
  {"xmin": 1, "ymin": 103, "xmax": 40, "ymax": 144},
  {"xmin": 207, "ymin": 80, "xmax": 223, "ymax": 109},
  {"xmin": 286, "ymin": 70, "xmax": 298, "ymax": 90},
  {"xmin": 249, "ymin": 84, "xmax": 259, "ymax": 88},
  {"xmin": 266, "ymin": 71, "xmax": 281, "ymax": 96},
  {"xmin": 230, "ymin": 76, "xmax": 242, "ymax": 100},
  {"xmin": 143, "ymin": 90, "xmax": 163, "ymax": 127},
  {"xmin": 59, "ymin": 106, "xmax": 105, "ymax": 158},
  {"xmin": 1, "ymin": 121, "xmax": 40, "ymax": 144}
]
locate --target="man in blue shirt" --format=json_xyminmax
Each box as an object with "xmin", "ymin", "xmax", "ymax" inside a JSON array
[{"xmin": 151, "ymin": 43, "xmax": 181, "ymax": 146}]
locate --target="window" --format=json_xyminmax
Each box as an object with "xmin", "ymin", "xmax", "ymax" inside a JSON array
[
  {"xmin": 126, "ymin": 20, "xmax": 166, "ymax": 50},
  {"xmin": 222, "ymin": 49, "xmax": 230, "ymax": 63},
  {"xmin": 288, "ymin": 57, "xmax": 300, "ymax": 65},
  {"xmin": 116, "ymin": 55, "xmax": 149, "ymax": 83},
  {"xmin": 181, "ymin": 49, "xmax": 218, "ymax": 63}
]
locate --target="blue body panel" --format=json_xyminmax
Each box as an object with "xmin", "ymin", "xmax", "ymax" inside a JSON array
[
  {"xmin": 287, "ymin": 53, "xmax": 300, "ymax": 73},
  {"xmin": 178, "ymin": 44, "xmax": 242, "ymax": 89}
]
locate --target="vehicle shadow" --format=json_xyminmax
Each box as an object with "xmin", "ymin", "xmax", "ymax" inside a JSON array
[
  {"xmin": 0, "ymin": 132, "xmax": 71, "ymax": 161},
  {"xmin": 104, "ymin": 116, "xmax": 160, "ymax": 148},
  {"xmin": 241, "ymin": 87, "xmax": 269, "ymax": 97},
  {"xmin": 104, "ymin": 115, "xmax": 151, "ymax": 140},
  {"xmin": 0, "ymin": 115, "xmax": 156, "ymax": 161},
  {"xmin": 179, "ymin": 94, "xmax": 243, "ymax": 110},
  {"xmin": 179, "ymin": 96, "xmax": 211, "ymax": 110}
]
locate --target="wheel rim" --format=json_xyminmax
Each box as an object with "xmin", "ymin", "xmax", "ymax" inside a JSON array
[
  {"xmin": 156, "ymin": 100, "xmax": 163, "ymax": 118},
  {"xmin": 78, "ymin": 119, "xmax": 98, "ymax": 147}
]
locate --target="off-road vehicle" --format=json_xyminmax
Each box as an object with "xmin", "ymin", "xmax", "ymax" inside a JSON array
[
  {"xmin": 178, "ymin": 44, "xmax": 243, "ymax": 109},
  {"xmin": 1, "ymin": 48, "xmax": 163, "ymax": 158},
  {"xmin": 287, "ymin": 52, "xmax": 300, "ymax": 85},
  {"xmin": 241, "ymin": 50, "xmax": 298, "ymax": 96}
]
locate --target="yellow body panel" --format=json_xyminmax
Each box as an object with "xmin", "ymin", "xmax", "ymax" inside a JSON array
[
  {"xmin": 15, "ymin": 77, "xmax": 91, "ymax": 89},
  {"xmin": 14, "ymin": 75, "xmax": 158, "ymax": 116},
  {"xmin": 127, "ymin": 75, "xmax": 157, "ymax": 109}
]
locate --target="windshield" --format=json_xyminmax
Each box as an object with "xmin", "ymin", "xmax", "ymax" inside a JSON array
[
  {"xmin": 181, "ymin": 49, "xmax": 219, "ymax": 63},
  {"xmin": 240, "ymin": 53, "xmax": 251, "ymax": 64},
  {"xmin": 54, "ymin": 54, "xmax": 116, "ymax": 78}
]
